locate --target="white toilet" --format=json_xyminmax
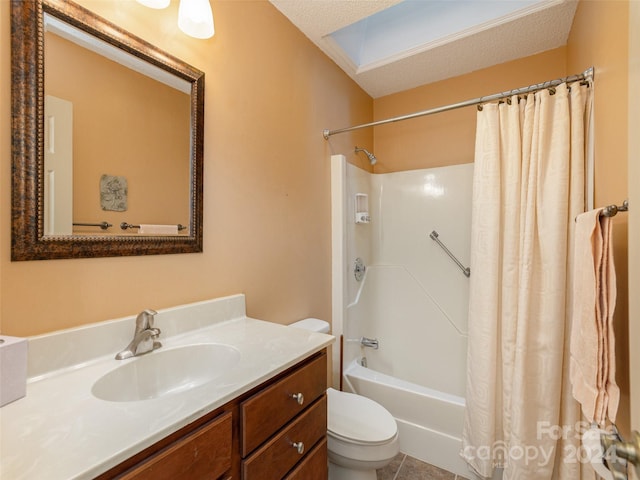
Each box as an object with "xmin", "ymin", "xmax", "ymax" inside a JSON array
[{"xmin": 290, "ymin": 318, "xmax": 400, "ymax": 480}]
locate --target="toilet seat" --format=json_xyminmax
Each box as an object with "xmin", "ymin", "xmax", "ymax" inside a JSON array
[{"xmin": 327, "ymin": 388, "xmax": 398, "ymax": 446}]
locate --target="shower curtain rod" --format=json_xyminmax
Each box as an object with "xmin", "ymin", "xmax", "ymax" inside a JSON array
[{"xmin": 322, "ymin": 67, "xmax": 594, "ymax": 139}]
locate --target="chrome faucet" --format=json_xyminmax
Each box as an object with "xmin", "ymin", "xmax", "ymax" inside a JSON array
[{"xmin": 115, "ymin": 309, "xmax": 161, "ymax": 360}]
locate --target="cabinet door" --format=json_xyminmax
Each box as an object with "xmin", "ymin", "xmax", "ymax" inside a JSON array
[{"xmin": 120, "ymin": 411, "xmax": 232, "ymax": 480}]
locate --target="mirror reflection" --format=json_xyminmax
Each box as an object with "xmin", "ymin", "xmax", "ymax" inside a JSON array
[{"xmin": 43, "ymin": 13, "xmax": 191, "ymax": 236}]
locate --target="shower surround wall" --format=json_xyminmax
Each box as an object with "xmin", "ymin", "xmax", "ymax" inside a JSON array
[{"xmin": 334, "ymin": 155, "xmax": 474, "ymax": 476}]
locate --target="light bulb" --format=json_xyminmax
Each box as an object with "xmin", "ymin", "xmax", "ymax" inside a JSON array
[
  {"xmin": 135, "ymin": 0, "xmax": 170, "ymax": 9},
  {"xmin": 178, "ymin": 0, "xmax": 215, "ymax": 39}
]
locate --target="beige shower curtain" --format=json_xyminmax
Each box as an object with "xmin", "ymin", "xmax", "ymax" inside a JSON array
[{"xmin": 462, "ymin": 82, "xmax": 592, "ymax": 480}]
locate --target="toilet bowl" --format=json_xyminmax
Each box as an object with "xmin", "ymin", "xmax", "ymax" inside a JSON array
[
  {"xmin": 290, "ymin": 319, "xmax": 400, "ymax": 480},
  {"xmin": 327, "ymin": 387, "xmax": 400, "ymax": 480}
]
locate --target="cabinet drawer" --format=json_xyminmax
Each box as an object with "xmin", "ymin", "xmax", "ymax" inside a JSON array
[
  {"xmin": 242, "ymin": 395, "xmax": 327, "ymax": 480},
  {"xmin": 241, "ymin": 351, "xmax": 327, "ymax": 456},
  {"xmin": 284, "ymin": 438, "xmax": 328, "ymax": 480},
  {"xmin": 120, "ymin": 411, "xmax": 232, "ymax": 480}
]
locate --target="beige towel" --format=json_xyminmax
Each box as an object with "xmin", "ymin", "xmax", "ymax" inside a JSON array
[
  {"xmin": 600, "ymin": 214, "xmax": 620, "ymax": 422},
  {"xmin": 138, "ymin": 224, "xmax": 178, "ymax": 235},
  {"xmin": 570, "ymin": 209, "xmax": 619, "ymax": 425}
]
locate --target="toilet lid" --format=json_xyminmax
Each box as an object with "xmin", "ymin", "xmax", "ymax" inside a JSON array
[{"xmin": 327, "ymin": 388, "xmax": 397, "ymax": 445}]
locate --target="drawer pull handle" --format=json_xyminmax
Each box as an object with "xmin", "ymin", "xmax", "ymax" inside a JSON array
[
  {"xmin": 292, "ymin": 441, "xmax": 305, "ymax": 455},
  {"xmin": 291, "ymin": 392, "xmax": 304, "ymax": 405}
]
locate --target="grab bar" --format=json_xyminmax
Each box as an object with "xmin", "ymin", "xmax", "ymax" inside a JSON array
[{"xmin": 429, "ymin": 230, "xmax": 471, "ymax": 278}]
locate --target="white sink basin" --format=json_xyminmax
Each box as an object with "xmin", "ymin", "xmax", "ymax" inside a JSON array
[{"xmin": 92, "ymin": 344, "xmax": 241, "ymax": 402}]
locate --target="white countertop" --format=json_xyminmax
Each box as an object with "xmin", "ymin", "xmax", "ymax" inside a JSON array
[{"xmin": 0, "ymin": 296, "xmax": 334, "ymax": 480}]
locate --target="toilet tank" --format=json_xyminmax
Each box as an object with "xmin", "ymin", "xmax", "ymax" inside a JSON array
[{"xmin": 289, "ymin": 318, "xmax": 330, "ymax": 334}]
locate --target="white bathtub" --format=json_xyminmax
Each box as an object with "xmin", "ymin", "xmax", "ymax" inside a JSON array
[{"xmin": 342, "ymin": 358, "xmax": 472, "ymax": 478}]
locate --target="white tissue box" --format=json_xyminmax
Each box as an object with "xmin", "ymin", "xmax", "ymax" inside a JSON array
[{"xmin": 0, "ymin": 335, "xmax": 28, "ymax": 407}]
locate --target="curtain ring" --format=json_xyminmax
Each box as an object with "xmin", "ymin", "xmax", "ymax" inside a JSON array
[
  {"xmin": 506, "ymin": 98, "xmax": 512, "ymax": 105},
  {"xmin": 477, "ymin": 95, "xmax": 485, "ymax": 111},
  {"xmin": 548, "ymin": 87, "xmax": 556, "ymax": 95}
]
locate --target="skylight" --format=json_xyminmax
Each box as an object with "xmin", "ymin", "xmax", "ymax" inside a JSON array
[{"xmin": 328, "ymin": 0, "xmax": 549, "ymax": 72}]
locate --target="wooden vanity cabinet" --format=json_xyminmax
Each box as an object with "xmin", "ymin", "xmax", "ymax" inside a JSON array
[
  {"xmin": 95, "ymin": 349, "xmax": 328, "ymax": 480},
  {"xmin": 240, "ymin": 352, "xmax": 328, "ymax": 479},
  {"xmin": 285, "ymin": 438, "xmax": 328, "ymax": 480},
  {"xmin": 242, "ymin": 396, "xmax": 327, "ymax": 479},
  {"xmin": 118, "ymin": 411, "xmax": 233, "ymax": 480},
  {"xmin": 94, "ymin": 407, "xmax": 235, "ymax": 480}
]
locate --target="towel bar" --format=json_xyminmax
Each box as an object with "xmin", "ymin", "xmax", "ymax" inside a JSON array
[
  {"xmin": 73, "ymin": 221, "xmax": 112, "ymax": 230},
  {"xmin": 600, "ymin": 199, "xmax": 629, "ymax": 218},
  {"xmin": 601, "ymin": 428, "xmax": 640, "ymax": 478},
  {"xmin": 120, "ymin": 222, "xmax": 187, "ymax": 231}
]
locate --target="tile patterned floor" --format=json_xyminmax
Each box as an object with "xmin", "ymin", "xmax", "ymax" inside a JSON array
[{"xmin": 377, "ymin": 453, "xmax": 464, "ymax": 480}]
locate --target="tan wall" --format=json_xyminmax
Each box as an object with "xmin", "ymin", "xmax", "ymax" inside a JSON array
[
  {"xmin": 628, "ymin": 0, "xmax": 640, "ymax": 432},
  {"xmin": 45, "ymin": 33, "xmax": 191, "ymax": 232},
  {"xmin": 0, "ymin": 0, "xmax": 372, "ymax": 336},
  {"xmin": 373, "ymin": 47, "xmax": 567, "ymax": 172},
  {"xmin": 567, "ymin": 0, "xmax": 630, "ymax": 434}
]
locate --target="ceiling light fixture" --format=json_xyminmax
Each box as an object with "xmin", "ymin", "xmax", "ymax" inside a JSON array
[
  {"xmin": 136, "ymin": 0, "xmax": 215, "ymax": 39},
  {"xmin": 178, "ymin": 0, "xmax": 215, "ymax": 39},
  {"xmin": 135, "ymin": 0, "xmax": 170, "ymax": 9}
]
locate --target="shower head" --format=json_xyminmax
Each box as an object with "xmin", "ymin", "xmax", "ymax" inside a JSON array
[{"xmin": 355, "ymin": 147, "xmax": 377, "ymax": 165}]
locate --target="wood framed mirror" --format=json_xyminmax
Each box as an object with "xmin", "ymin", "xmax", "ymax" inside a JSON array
[{"xmin": 11, "ymin": 0, "xmax": 204, "ymax": 260}]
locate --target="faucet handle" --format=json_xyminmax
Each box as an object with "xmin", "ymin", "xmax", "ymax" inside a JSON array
[{"xmin": 135, "ymin": 309, "xmax": 158, "ymax": 331}]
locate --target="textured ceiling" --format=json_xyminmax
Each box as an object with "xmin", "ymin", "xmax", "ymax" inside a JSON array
[{"xmin": 269, "ymin": 0, "xmax": 579, "ymax": 98}]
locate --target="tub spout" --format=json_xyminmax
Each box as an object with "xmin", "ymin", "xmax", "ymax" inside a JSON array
[
  {"xmin": 360, "ymin": 337, "xmax": 379, "ymax": 349},
  {"xmin": 346, "ymin": 337, "xmax": 379, "ymax": 349}
]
